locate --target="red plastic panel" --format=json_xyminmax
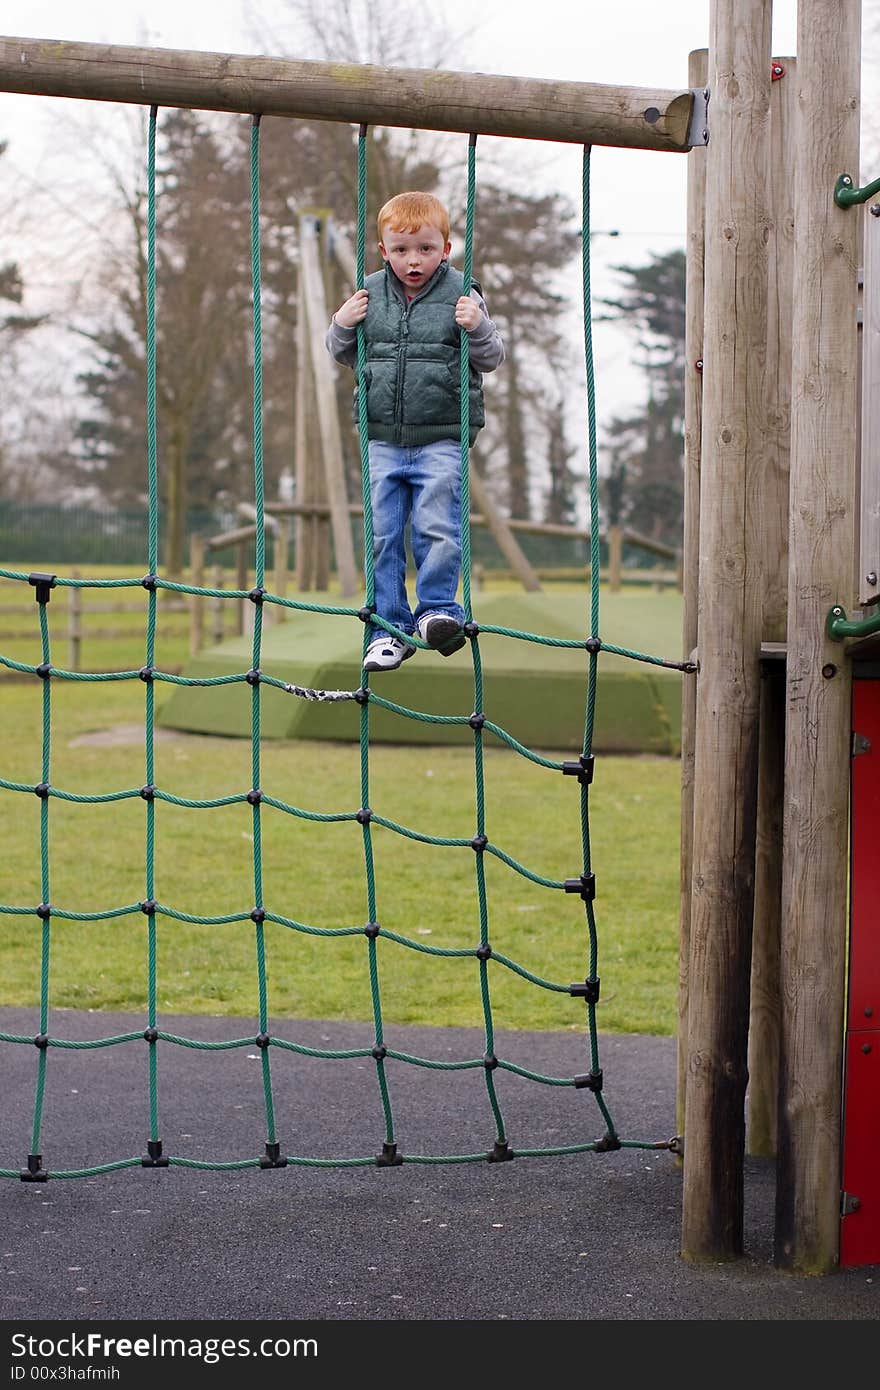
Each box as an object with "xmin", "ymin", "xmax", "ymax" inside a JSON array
[
  {"xmin": 850, "ymin": 681, "xmax": 880, "ymax": 1030},
  {"xmin": 842, "ymin": 679, "xmax": 880, "ymax": 1267},
  {"xmin": 840, "ymin": 1031, "xmax": 880, "ymax": 1267}
]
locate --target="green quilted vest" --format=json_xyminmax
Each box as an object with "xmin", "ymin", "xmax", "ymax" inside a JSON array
[{"xmin": 357, "ymin": 261, "xmax": 485, "ymax": 446}]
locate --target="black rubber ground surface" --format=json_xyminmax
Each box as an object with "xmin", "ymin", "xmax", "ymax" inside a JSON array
[{"xmin": 1, "ymin": 1007, "xmax": 877, "ymax": 1324}]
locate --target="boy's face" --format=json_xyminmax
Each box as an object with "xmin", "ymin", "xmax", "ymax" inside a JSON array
[{"xmin": 378, "ymin": 223, "xmax": 451, "ymax": 294}]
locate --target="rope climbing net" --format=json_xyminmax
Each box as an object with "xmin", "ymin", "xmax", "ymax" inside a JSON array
[{"xmin": 0, "ymin": 108, "xmax": 694, "ymax": 1182}]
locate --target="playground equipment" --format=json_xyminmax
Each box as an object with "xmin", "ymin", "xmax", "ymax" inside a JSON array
[{"xmin": 0, "ymin": 0, "xmax": 875, "ymax": 1275}]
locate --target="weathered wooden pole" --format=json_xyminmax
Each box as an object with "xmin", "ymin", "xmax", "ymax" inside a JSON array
[
  {"xmin": 468, "ymin": 463, "xmax": 542, "ymax": 592},
  {"xmin": 0, "ymin": 36, "xmax": 697, "ymax": 152},
  {"xmin": 607, "ymin": 523, "xmax": 623, "ymax": 593},
  {"xmin": 188, "ymin": 535, "xmax": 205, "ymax": 655},
  {"xmin": 210, "ymin": 563, "xmax": 225, "ymax": 648},
  {"xmin": 747, "ymin": 55, "xmax": 796, "ymax": 1160},
  {"xmin": 775, "ymin": 0, "xmax": 860, "ymax": 1273},
  {"xmin": 299, "ymin": 217, "xmax": 358, "ymax": 597},
  {"xmin": 67, "ymin": 569, "xmax": 82, "ymax": 673},
  {"xmin": 682, "ymin": 0, "xmax": 770, "ymax": 1262},
  {"xmin": 677, "ymin": 46, "xmax": 708, "ymax": 1147},
  {"xmin": 293, "ymin": 261, "xmax": 315, "ymax": 592}
]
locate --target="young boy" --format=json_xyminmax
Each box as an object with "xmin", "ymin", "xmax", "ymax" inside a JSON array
[{"xmin": 325, "ymin": 191, "xmax": 505, "ymax": 671}]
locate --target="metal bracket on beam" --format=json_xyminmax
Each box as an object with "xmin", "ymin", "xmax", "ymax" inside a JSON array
[{"xmin": 686, "ymin": 87, "xmax": 709, "ymax": 148}]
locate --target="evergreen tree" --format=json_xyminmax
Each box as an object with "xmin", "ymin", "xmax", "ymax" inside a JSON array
[
  {"xmin": 467, "ymin": 184, "xmax": 581, "ymax": 519},
  {"xmin": 0, "ymin": 139, "xmax": 46, "ymax": 498},
  {"xmin": 75, "ymin": 111, "xmax": 276, "ymax": 573},
  {"xmin": 599, "ymin": 248, "xmax": 686, "ymax": 547}
]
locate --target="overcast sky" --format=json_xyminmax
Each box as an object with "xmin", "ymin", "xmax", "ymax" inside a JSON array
[
  {"xmin": 0, "ymin": 1, "xmax": 862, "ymax": 471},
  {"xmin": 0, "ymin": 0, "xmax": 802, "ymax": 237}
]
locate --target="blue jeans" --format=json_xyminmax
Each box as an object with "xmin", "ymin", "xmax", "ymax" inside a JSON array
[{"xmin": 367, "ymin": 439, "xmax": 465, "ymax": 643}]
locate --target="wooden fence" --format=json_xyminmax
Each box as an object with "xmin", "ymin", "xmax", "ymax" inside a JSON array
[{"xmin": 0, "ymin": 571, "xmax": 191, "ymax": 671}]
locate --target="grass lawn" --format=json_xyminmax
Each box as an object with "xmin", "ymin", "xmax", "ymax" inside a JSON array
[{"xmin": 0, "ymin": 571, "xmax": 682, "ymax": 1036}]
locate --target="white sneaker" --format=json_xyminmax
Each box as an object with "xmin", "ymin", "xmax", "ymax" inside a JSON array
[
  {"xmin": 363, "ymin": 635, "xmax": 416, "ymax": 672},
  {"xmin": 416, "ymin": 612, "xmax": 466, "ymax": 656}
]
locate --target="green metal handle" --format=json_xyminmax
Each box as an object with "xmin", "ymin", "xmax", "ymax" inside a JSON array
[
  {"xmin": 826, "ymin": 603, "xmax": 880, "ymax": 641},
  {"xmin": 834, "ymin": 172, "xmax": 880, "ymax": 209}
]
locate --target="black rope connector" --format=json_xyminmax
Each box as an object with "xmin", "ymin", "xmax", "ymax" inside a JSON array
[
  {"xmin": 562, "ymin": 754, "xmax": 595, "ymax": 786},
  {"xmin": 487, "ymin": 1140, "xmax": 514, "ymax": 1163},
  {"xmin": 356, "ymin": 807, "xmax": 372, "ymax": 825},
  {"xmin": 585, "ymin": 636, "xmax": 602, "ymax": 655},
  {"xmin": 140, "ymin": 784, "xmax": 155, "ymax": 801},
  {"xmin": 247, "ymin": 788, "xmax": 262, "ymax": 805},
  {"xmin": 251, "ymin": 907, "xmax": 266, "ymax": 924},
  {"xmin": 475, "ymin": 943, "xmax": 492, "ymax": 961},
  {"xmin": 260, "ymin": 1140, "xmax": 288, "ymax": 1169},
  {"xmin": 35, "ymin": 663, "xmax": 51, "ymax": 680},
  {"xmin": 246, "ymin": 668, "xmax": 261, "ymax": 686},
  {"xmin": 463, "ymin": 621, "xmax": 479, "ymax": 639},
  {"xmin": 354, "ymin": 687, "xmax": 370, "ymax": 705},
  {"xmin": 375, "ymin": 1141, "xmax": 403, "ymax": 1167},
  {"xmin": 143, "ymin": 1027, "xmax": 158, "ymax": 1043},
  {"xmin": 33, "ymin": 1033, "xmax": 49, "ymax": 1050},
  {"xmin": 564, "ymin": 874, "xmax": 596, "ymax": 901},
  {"xmin": 140, "ymin": 899, "xmax": 156, "ymax": 916},
  {"xmin": 141, "ymin": 573, "xmax": 158, "ymax": 591},
  {"xmin": 36, "ymin": 903, "xmax": 51, "ymax": 920},
  {"xmin": 471, "ymin": 834, "xmax": 488, "ymax": 852},
  {"xmin": 569, "ymin": 977, "xmax": 600, "ymax": 1003},
  {"xmin": 574, "ymin": 1069, "xmax": 603, "ymax": 1092},
  {"xmin": 468, "ymin": 712, "xmax": 485, "ymax": 730},
  {"xmin": 364, "ymin": 921, "xmax": 381, "ymax": 939},
  {"xmin": 595, "ymin": 1130, "xmax": 622, "ymax": 1152},
  {"xmin": 138, "ymin": 665, "xmax": 154, "ymax": 683},
  {"xmin": 358, "ymin": 605, "xmax": 376, "ymax": 623},
  {"xmin": 483, "ymin": 1052, "xmax": 498, "ymax": 1070},
  {"xmin": 255, "ymin": 1032, "xmax": 271, "ymax": 1049},
  {"xmin": 371, "ymin": 1044, "xmax": 387, "ymax": 1061},
  {"xmin": 29, "ymin": 572, "xmax": 57, "ymax": 605},
  {"xmin": 142, "ymin": 1139, "xmax": 169, "ymax": 1168},
  {"xmin": 248, "ymin": 586, "xmax": 265, "ymax": 606},
  {"xmin": 34, "ymin": 782, "xmax": 50, "ymax": 800},
  {"xmin": 20, "ymin": 1153, "xmax": 48, "ymax": 1183}
]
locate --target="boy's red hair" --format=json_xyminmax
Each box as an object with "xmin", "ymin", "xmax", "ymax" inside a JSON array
[{"xmin": 377, "ymin": 191, "xmax": 450, "ymax": 243}]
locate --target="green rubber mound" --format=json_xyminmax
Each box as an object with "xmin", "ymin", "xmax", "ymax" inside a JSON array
[{"xmin": 157, "ymin": 589, "xmax": 685, "ymax": 753}]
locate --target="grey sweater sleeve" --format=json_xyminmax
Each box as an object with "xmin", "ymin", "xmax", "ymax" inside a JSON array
[
  {"xmin": 466, "ymin": 288, "xmax": 505, "ymax": 372},
  {"xmin": 325, "ymin": 316, "xmax": 358, "ymax": 370}
]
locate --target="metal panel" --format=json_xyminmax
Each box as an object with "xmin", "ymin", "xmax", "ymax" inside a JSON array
[{"xmin": 860, "ymin": 207, "xmax": 880, "ymax": 606}]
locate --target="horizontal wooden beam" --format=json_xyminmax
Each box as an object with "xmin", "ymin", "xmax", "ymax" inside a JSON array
[{"xmin": 0, "ymin": 36, "xmax": 695, "ymax": 151}]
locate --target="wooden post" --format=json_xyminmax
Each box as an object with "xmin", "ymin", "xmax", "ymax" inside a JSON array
[
  {"xmin": 189, "ymin": 534, "xmax": 205, "ymax": 655},
  {"xmin": 775, "ymin": 0, "xmax": 860, "ymax": 1273},
  {"xmin": 0, "ymin": 37, "xmax": 697, "ymax": 152},
  {"xmin": 294, "ymin": 260, "xmax": 316, "ymax": 592},
  {"xmin": 677, "ymin": 47, "xmax": 708, "ymax": 1146},
  {"xmin": 274, "ymin": 521, "xmax": 288, "ymax": 605},
  {"xmin": 235, "ymin": 541, "xmax": 248, "ymax": 635},
  {"xmin": 747, "ymin": 55, "xmax": 796, "ymax": 1160},
  {"xmin": 299, "ymin": 216, "xmax": 358, "ymax": 597},
  {"xmin": 608, "ymin": 523, "xmax": 623, "ymax": 593},
  {"xmin": 313, "ymin": 401, "xmax": 331, "ymax": 592},
  {"xmin": 67, "ymin": 568, "xmax": 82, "ymax": 672},
  {"xmin": 682, "ymin": 0, "xmax": 770, "ymax": 1262},
  {"xmin": 211, "ymin": 563, "xmax": 225, "ymax": 647}
]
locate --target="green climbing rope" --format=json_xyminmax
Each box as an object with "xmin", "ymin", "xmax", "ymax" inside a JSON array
[{"xmin": 0, "ymin": 110, "xmax": 693, "ymax": 1181}]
